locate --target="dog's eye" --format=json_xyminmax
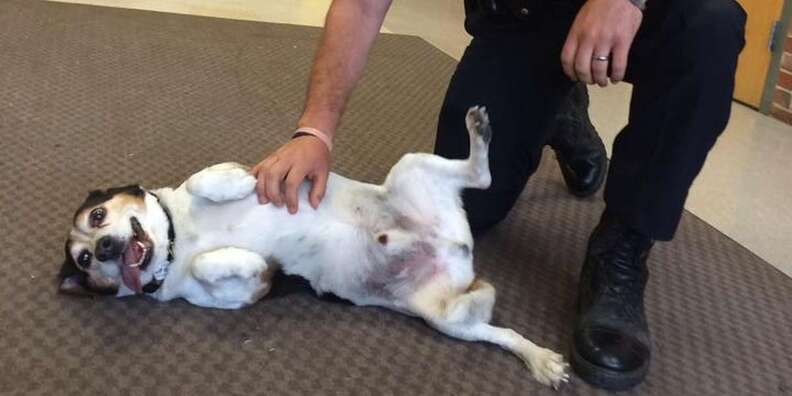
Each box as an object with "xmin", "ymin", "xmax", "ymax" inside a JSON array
[
  {"xmin": 77, "ymin": 251, "xmax": 92, "ymax": 269},
  {"xmin": 89, "ymin": 207, "xmax": 106, "ymax": 227}
]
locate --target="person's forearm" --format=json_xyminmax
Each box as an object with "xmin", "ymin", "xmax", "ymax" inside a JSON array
[{"xmin": 298, "ymin": 0, "xmax": 393, "ymax": 137}]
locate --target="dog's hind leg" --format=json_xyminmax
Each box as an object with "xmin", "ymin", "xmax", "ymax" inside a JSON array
[
  {"xmin": 384, "ymin": 106, "xmax": 493, "ymax": 193},
  {"xmin": 461, "ymin": 105, "xmax": 493, "ymax": 189},
  {"xmin": 408, "ymin": 279, "xmax": 569, "ymax": 388},
  {"xmin": 433, "ymin": 321, "xmax": 569, "ymax": 388}
]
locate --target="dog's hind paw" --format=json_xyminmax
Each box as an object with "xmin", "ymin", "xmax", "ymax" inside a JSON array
[
  {"xmin": 527, "ymin": 348, "xmax": 570, "ymax": 389},
  {"xmin": 465, "ymin": 106, "xmax": 492, "ymax": 144}
]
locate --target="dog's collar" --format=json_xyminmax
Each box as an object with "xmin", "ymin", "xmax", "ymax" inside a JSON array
[{"xmin": 142, "ymin": 191, "xmax": 175, "ymax": 294}]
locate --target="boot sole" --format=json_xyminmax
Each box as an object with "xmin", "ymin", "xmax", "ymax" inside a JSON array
[{"xmin": 570, "ymin": 339, "xmax": 649, "ymax": 391}]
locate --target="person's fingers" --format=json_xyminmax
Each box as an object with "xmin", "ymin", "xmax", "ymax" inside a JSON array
[
  {"xmin": 610, "ymin": 39, "xmax": 629, "ymax": 83},
  {"xmin": 253, "ymin": 138, "xmax": 331, "ymax": 211},
  {"xmin": 254, "ymin": 156, "xmax": 278, "ymax": 174},
  {"xmin": 591, "ymin": 45, "xmax": 611, "ymax": 87},
  {"xmin": 265, "ymin": 163, "xmax": 288, "ymax": 207},
  {"xmin": 253, "ymin": 157, "xmax": 278, "ymax": 204},
  {"xmin": 256, "ymin": 171, "xmax": 269, "ymax": 204},
  {"xmin": 309, "ymin": 170, "xmax": 328, "ymax": 209},
  {"xmin": 561, "ymin": 34, "xmax": 579, "ymax": 81},
  {"xmin": 284, "ymin": 167, "xmax": 307, "ymax": 214},
  {"xmin": 574, "ymin": 39, "xmax": 595, "ymax": 84}
]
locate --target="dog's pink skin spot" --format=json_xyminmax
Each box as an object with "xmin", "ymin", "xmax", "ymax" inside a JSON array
[{"xmin": 366, "ymin": 241, "xmax": 439, "ymax": 297}]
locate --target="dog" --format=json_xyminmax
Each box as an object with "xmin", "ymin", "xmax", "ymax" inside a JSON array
[{"xmin": 58, "ymin": 107, "xmax": 568, "ymax": 387}]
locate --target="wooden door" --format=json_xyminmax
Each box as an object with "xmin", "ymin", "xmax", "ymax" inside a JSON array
[{"xmin": 734, "ymin": 0, "xmax": 785, "ymax": 107}]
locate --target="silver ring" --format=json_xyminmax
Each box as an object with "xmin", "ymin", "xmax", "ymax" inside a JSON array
[{"xmin": 593, "ymin": 55, "xmax": 610, "ymax": 62}]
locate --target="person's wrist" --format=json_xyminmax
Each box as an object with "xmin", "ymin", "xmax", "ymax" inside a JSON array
[
  {"xmin": 292, "ymin": 127, "xmax": 333, "ymax": 152},
  {"xmin": 298, "ymin": 109, "xmax": 339, "ymax": 139}
]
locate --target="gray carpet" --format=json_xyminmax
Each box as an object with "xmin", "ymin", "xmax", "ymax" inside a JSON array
[{"xmin": 0, "ymin": 1, "xmax": 790, "ymax": 395}]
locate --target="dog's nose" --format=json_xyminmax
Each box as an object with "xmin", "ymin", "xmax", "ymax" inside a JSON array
[{"xmin": 95, "ymin": 236, "xmax": 123, "ymax": 262}]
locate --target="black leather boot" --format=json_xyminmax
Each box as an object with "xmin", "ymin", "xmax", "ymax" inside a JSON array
[
  {"xmin": 571, "ymin": 213, "xmax": 653, "ymax": 390},
  {"xmin": 547, "ymin": 83, "xmax": 608, "ymax": 198}
]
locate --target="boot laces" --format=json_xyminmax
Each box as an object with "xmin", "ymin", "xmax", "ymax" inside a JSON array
[{"xmin": 598, "ymin": 233, "xmax": 648, "ymax": 317}]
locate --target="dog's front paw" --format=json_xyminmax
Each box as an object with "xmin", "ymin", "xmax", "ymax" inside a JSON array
[
  {"xmin": 465, "ymin": 106, "xmax": 492, "ymax": 144},
  {"xmin": 192, "ymin": 247, "xmax": 266, "ymax": 283},
  {"xmin": 187, "ymin": 163, "xmax": 256, "ymax": 202},
  {"xmin": 527, "ymin": 348, "xmax": 570, "ymax": 389}
]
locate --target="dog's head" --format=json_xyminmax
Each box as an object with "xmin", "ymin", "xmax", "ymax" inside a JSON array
[{"xmin": 59, "ymin": 185, "xmax": 172, "ymax": 297}]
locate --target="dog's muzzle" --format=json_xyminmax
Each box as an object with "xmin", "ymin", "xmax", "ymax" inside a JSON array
[{"xmin": 120, "ymin": 217, "xmax": 154, "ymax": 293}]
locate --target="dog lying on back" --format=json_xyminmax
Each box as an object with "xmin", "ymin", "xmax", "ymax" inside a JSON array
[{"xmin": 58, "ymin": 107, "xmax": 568, "ymax": 387}]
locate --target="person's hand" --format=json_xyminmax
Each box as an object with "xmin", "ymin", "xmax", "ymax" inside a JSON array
[
  {"xmin": 251, "ymin": 136, "xmax": 330, "ymax": 214},
  {"xmin": 561, "ymin": 0, "xmax": 643, "ymax": 87}
]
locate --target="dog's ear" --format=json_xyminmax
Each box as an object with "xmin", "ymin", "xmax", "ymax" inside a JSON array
[
  {"xmin": 57, "ymin": 241, "xmax": 92, "ymax": 296},
  {"xmin": 59, "ymin": 273, "xmax": 91, "ymax": 296}
]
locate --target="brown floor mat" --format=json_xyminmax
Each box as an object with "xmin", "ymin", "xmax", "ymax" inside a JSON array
[{"xmin": 0, "ymin": 1, "xmax": 790, "ymax": 395}]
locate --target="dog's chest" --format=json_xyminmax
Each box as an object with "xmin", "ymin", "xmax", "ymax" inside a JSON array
[{"xmin": 174, "ymin": 195, "xmax": 276, "ymax": 253}]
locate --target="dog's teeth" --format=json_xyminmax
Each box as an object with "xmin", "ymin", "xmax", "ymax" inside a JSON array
[{"xmin": 131, "ymin": 255, "xmax": 145, "ymax": 267}]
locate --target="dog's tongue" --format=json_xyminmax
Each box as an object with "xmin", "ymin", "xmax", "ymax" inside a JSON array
[
  {"xmin": 121, "ymin": 265, "xmax": 142, "ymax": 293},
  {"xmin": 121, "ymin": 241, "xmax": 144, "ymax": 293}
]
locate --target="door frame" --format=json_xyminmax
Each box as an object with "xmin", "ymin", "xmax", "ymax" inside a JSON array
[{"xmin": 759, "ymin": 0, "xmax": 792, "ymax": 112}]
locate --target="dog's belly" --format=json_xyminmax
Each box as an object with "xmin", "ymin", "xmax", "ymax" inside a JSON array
[
  {"xmin": 362, "ymin": 239, "xmax": 441, "ymax": 299},
  {"xmin": 161, "ymin": 173, "xmax": 471, "ymax": 306}
]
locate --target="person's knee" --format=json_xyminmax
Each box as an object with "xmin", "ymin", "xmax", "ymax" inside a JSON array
[
  {"xmin": 464, "ymin": 188, "xmax": 522, "ymax": 237},
  {"xmin": 686, "ymin": 0, "xmax": 747, "ymax": 53},
  {"xmin": 468, "ymin": 214, "xmax": 507, "ymax": 237}
]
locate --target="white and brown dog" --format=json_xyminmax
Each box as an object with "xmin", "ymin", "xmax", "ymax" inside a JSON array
[{"xmin": 58, "ymin": 107, "xmax": 568, "ymax": 387}]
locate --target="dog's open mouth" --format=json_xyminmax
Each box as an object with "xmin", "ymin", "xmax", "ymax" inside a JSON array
[{"xmin": 121, "ymin": 217, "xmax": 153, "ymax": 293}]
